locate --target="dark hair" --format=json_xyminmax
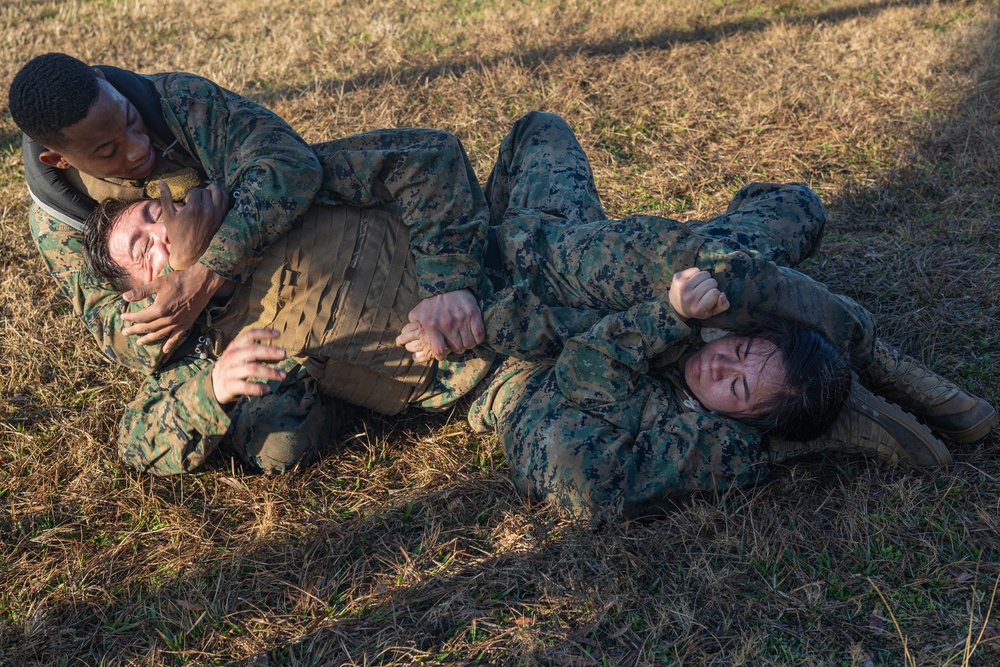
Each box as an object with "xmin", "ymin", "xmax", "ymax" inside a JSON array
[
  {"xmin": 8, "ymin": 53, "xmax": 101, "ymax": 148},
  {"xmin": 83, "ymin": 198, "xmax": 136, "ymax": 292},
  {"xmin": 734, "ymin": 319, "xmax": 851, "ymax": 441}
]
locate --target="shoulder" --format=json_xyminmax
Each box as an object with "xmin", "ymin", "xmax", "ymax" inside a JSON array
[{"xmin": 153, "ymin": 71, "xmax": 231, "ymax": 104}]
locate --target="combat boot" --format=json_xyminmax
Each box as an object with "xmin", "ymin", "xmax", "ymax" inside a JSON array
[
  {"xmin": 861, "ymin": 340, "xmax": 996, "ymax": 444},
  {"xmin": 768, "ymin": 379, "xmax": 952, "ymax": 468}
]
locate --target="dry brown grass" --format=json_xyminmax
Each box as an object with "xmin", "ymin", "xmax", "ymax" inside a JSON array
[{"xmin": 3, "ymin": 0, "xmax": 1000, "ymax": 664}]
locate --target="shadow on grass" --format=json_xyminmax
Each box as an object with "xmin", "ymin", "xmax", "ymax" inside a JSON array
[
  {"xmin": 812, "ymin": 4, "xmax": 1000, "ymax": 438},
  {"xmin": 254, "ymin": 0, "xmax": 963, "ymax": 105}
]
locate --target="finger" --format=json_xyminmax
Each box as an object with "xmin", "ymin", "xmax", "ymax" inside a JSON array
[
  {"xmin": 395, "ymin": 324, "xmax": 423, "ymax": 347},
  {"xmin": 237, "ymin": 328, "xmax": 282, "ymax": 345},
  {"xmin": 400, "ymin": 321, "xmax": 423, "ymax": 335},
  {"xmin": 686, "ymin": 276, "xmax": 718, "ymax": 304},
  {"xmin": 713, "ymin": 292, "xmax": 731, "ymax": 315},
  {"xmin": 225, "ymin": 329, "xmax": 280, "ymax": 353},
  {"xmin": 158, "ymin": 181, "xmax": 178, "ymax": 224},
  {"xmin": 136, "ymin": 326, "xmax": 177, "ymax": 346},
  {"xmin": 162, "ymin": 329, "xmax": 186, "ymax": 354},
  {"xmin": 184, "ymin": 185, "xmax": 204, "ymax": 207},
  {"xmin": 441, "ymin": 327, "xmax": 468, "ymax": 355},
  {"xmin": 469, "ymin": 312, "xmax": 486, "ymax": 346},
  {"xmin": 238, "ymin": 346, "xmax": 287, "ymax": 365},
  {"xmin": 689, "ymin": 271, "xmax": 717, "ymax": 299},
  {"xmin": 425, "ymin": 328, "xmax": 449, "ymax": 361},
  {"xmin": 224, "ymin": 339, "xmax": 286, "ymax": 365},
  {"xmin": 454, "ymin": 321, "xmax": 477, "ymax": 353},
  {"xmin": 122, "ymin": 312, "xmax": 173, "ymax": 335},
  {"xmin": 122, "ymin": 284, "xmax": 156, "ymax": 304},
  {"xmin": 412, "ymin": 350, "xmax": 431, "ymax": 363},
  {"xmin": 122, "ymin": 306, "xmax": 168, "ymax": 328},
  {"xmin": 671, "ymin": 266, "xmax": 701, "ymax": 286},
  {"xmin": 691, "ymin": 284, "xmax": 724, "ymax": 312},
  {"xmin": 207, "ymin": 183, "xmax": 228, "ymax": 211},
  {"xmin": 242, "ymin": 363, "xmax": 288, "ymax": 383},
  {"xmin": 403, "ymin": 339, "xmax": 431, "ymax": 354},
  {"xmin": 229, "ymin": 380, "xmax": 272, "ymax": 397},
  {"xmin": 123, "ymin": 313, "xmax": 172, "ymax": 335}
]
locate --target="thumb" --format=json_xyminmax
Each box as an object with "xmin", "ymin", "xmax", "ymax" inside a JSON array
[
  {"xmin": 714, "ymin": 292, "xmax": 731, "ymax": 315},
  {"xmin": 123, "ymin": 275, "xmax": 163, "ymax": 302}
]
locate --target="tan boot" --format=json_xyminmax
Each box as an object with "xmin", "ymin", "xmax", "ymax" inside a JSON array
[
  {"xmin": 861, "ymin": 340, "xmax": 997, "ymax": 443},
  {"xmin": 769, "ymin": 379, "xmax": 953, "ymax": 468}
]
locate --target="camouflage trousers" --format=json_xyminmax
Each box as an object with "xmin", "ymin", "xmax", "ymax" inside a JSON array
[{"xmin": 469, "ymin": 111, "xmax": 830, "ymax": 519}]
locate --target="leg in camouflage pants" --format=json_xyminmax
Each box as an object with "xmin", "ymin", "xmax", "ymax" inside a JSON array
[{"xmin": 470, "ymin": 111, "xmax": 841, "ymax": 519}]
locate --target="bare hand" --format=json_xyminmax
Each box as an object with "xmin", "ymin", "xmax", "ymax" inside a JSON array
[
  {"xmin": 399, "ymin": 289, "xmax": 485, "ymax": 361},
  {"xmin": 121, "ymin": 263, "xmax": 230, "ymax": 352},
  {"xmin": 396, "ymin": 321, "xmax": 434, "ymax": 363},
  {"xmin": 159, "ymin": 181, "xmax": 228, "ymax": 270},
  {"xmin": 211, "ymin": 329, "xmax": 288, "ymax": 405},
  {"xmin": 669, "ymin": 267, "xmax": 730, "ymax": 320}
]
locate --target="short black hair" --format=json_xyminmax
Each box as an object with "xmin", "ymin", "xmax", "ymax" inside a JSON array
[
  {"xmin": 736, "ymin": 319, "xmax": 852, "ymax": 441},
  {"xmin": 8, "ymin": 53, "xmax": 101, "ymax": 149},
  {"xmin": 83, "ymin": 197, "xmax": 136, "ymax": 293}
]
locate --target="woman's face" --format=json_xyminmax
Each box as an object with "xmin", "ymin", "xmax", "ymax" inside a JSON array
[{"xmin": 683, "ymin": 335, "xmax": 786, "ymax": 417}]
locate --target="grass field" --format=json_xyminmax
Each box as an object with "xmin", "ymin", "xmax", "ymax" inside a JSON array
[{"xmin": 3, "ymin": 0, "xmax": 1000, "ymax": 664}]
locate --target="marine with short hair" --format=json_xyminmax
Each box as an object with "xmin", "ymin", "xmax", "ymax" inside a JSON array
[{"xmin": 10, "ymin": 52, "xmax": 488, "ymax": 374}]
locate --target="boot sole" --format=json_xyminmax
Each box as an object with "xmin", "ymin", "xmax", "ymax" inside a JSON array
[
  {"xmin": 927, "ymin": 398, "xmax": 998, "ymax": 444},
  {"xmin": 850, "ymin": 387, "xmax": 953, "ymax": 468}
]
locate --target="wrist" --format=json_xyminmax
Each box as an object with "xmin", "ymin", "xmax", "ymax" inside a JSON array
[
  {"xmin": 190, "ymin": 262, "xmax": 228, "ymax": 293},
  {"xmin": 209, "ymin": 364, "xmax": 233, "ymax": 406}
]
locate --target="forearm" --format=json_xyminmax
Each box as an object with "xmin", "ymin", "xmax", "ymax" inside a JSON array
[
  {"xmin": 554, "ymin": 299, "xmax": 696, "ymax": 405},
  {"xmin": 117, "ymin": 354, "xmax": 334, "ymax": 475},
  {"xmin": 694, "ymin": 239, "xmax": 877, "ymax": 367},
  {"xmin": 313, "ymin": 128, "xmax": 488, "ymax": 297},
  {"xmin": 496, "ymin": 370, "xmax": 768, "ymax": 521},
  {"xmin": 156, "ymin": 73, "xmax": 323, "ymax": 282},
  {"xmin": 117, "ymin": 360, "xmax": 231, "ymax": 475}
]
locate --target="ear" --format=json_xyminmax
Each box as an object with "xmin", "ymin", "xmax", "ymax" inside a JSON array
[{"xmin": 38, "ymin": 150, "xmax": 71, "ymax": 170}]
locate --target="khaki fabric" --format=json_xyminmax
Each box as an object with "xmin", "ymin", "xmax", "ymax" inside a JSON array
[{"xmin": 215, "ymin": 204, "xmax": 434, "ymax": 415}]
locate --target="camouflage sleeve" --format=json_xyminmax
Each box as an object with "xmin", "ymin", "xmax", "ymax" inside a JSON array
[
  {"xmin": 312, "ymin": 129, "xmax": 488, "ymax": 298},
  {"xmin": 117, "ymin": 354, "xmax": 328, "ymax": 475},
  {"xmin": 29, "ymin": 204, "xmax": 165, "ymax": 372},
  {"xmin": 694, "ymin": 241, "xmax": 877, "ymax": 367},
  {"xmin": 553, "ymin": 299, "xmax": 695, "ymax": 406},
  {"xmin": 155, "ymin": 72, "xmax": 323, "ymax": 282},
  {"xmin": 117, "ymin": 355, "xmax": 228, "ymax": 474}
]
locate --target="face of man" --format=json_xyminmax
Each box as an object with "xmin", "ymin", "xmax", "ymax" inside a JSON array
[
  {"xmin": 39, "ymin": 78, "xmax": 157, "ymax": 180},
  {"xmin": 683, "ymin": 335, "xmax": 786, "ymax": 418},
  {"xmin": 108, "ymin": 200, "xmax": 172, "ymax": 289}
]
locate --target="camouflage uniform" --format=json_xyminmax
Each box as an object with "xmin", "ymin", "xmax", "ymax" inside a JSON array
[
  {"xmin": 108, "ymin": 111, "xmax": 878, "ymax": 504},
  {"xmin": 465, "ymin": 111, "xmax": 877, "ymax": 519},
  {"xmin": 25, "ymin": 68, "xmax": 489, "ymax": 473},
  {"xmin": 29, "ymin": 71, "xmax": 323, "ymax": 372},
  {"xmin": 28, "ymin": 70, "xmax": 487, "ymax": 372}
]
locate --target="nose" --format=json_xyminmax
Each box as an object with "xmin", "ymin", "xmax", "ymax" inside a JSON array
[
  {"xmin": 124, "ymin": 129, "xmax": 151, "ymax": 163},
  {"xmin": 710, "ymin": 352, "xmax": 738, "ymax": 380},
  {"xmin": 149, "ymin": 221, "xmax": 170, "ymax": 245}
]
